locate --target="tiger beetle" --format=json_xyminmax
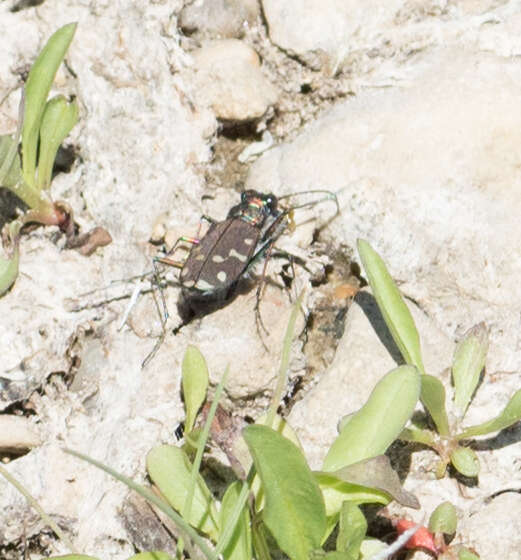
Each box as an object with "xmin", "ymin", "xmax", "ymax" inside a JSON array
[{"xmin": 143, "ymin": 189, "xmax": 339, "ymax": 367}]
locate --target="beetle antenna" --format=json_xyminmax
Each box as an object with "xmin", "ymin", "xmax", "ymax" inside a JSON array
[{"xmin": 277, "ymin": 189, "xmax": 339, "ymax": 214}]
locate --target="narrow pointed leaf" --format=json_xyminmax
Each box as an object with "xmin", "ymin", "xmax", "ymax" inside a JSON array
[
  {"xmin": 147, "ymin": 445, "xmax": 219, "ymax": 540},
  {"xmin": 22, "ymin": 22, "xmax": 77, "ymax": 185},
  {"xmin": 182, "ymin": 346, "xmax": 209, "ymax": 434},
  {"xmin": 323, "ymin": 365, "xmax": 420, "ymax": 471},
  {"xmin": 357, "ymin": 239, "xmax": 425, "ymax": 374},
  {"xmin": 450, "ymin": 446, "xmax": 480, "ymax": 477},
  {"xmin": 219, "ymin": 481, "xmax": 252, "ymax": 560},
  {"xmin": 243, "ymin": 424, "xmax": 326, "ymax": 560},
  {"xmin": 37, "ymin": 95, "xmax": 78, "ymax": 190},
  {"xmin": 452, "ymin": 323, "xmax": 488, "ymax": 417},
  {"xmin": 420, "ymin": 374, "xmax": 450, "ymax": 436},
  {"xmin": 456, "ymin": 388, "xmax": 521, "ymax": 439}
]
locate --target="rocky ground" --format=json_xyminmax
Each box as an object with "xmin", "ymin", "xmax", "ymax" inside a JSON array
[{"xmin": 0, "ymin": 0, "xmax": 520, "ymax": 558}]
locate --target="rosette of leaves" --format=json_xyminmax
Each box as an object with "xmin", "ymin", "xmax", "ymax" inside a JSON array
[
  {"xmin": 358, "ymin": 239, "xmax": 521, "ymax": 479},
  {"xmin": 0, "ymin": 23, "xmax": 110, "ymax": 296}
]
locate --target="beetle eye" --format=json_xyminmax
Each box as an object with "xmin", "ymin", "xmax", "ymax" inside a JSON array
[{"xmin": 266, "ymin": 194, "xmax": 277, "ymax": 211}]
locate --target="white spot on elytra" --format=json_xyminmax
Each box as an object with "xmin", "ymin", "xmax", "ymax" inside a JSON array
[
  {"xmin": 212, "ymin": 255, "xmax": 225, "ymax": 263},
  {"xmin": 196, "ymin": 279, "xmax": 214, "ymax": 291},
  {"xmin": 217, "ymin": 271, "xmax": 227, "ymax": 283},
  {"xmin": 228, "ymin": 248, "xmax": 248, "ymax": 262},
  {"xmin": 243, "ymin": 238, "xmax": 254, "ymax": 246}
]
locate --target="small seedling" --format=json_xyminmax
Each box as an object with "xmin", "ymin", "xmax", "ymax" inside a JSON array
[
  {"xmin": 0, "ymin": 23, "xmax": 111, "ymax": 296},
  {"xmin": 47, "ymin": 298, "xmax": 422, "ymax": 560},
  {"xmin": 357, "ymin": 239, "xmax": 521, "ymax": 479}
]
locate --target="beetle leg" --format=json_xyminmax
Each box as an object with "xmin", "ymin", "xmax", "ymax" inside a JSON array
[{"xmin": 254, "ymin": 240, "xmax": 277, "ymax": 338}]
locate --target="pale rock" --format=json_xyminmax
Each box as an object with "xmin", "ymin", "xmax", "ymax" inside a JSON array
[
  {"xmin": 179, "ymin": 0, "xmax": 260, "ymax": 39},
  {"xmin": 262, "ymin": 0, "xmax": 403, "ymax": 72},
  {"xmin": 189, "ymin": 39, "xmax": 278, "ymax": 122},
  {"xmin": 247, "ymin": 48, "xmax": 521, "ymax": 378}
]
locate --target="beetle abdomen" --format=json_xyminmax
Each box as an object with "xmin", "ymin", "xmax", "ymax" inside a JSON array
[{"xmin": 180, "ymin": 218, "xmax": 260, "ymax": 297}]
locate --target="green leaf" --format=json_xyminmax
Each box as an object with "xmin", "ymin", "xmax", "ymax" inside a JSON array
[
  {"xmin": 450, "ymin": 446, "xmax": 480, "ymax": 477},
  {"xmin": 0, "ymin": 222, "xmax": 20, "ymax": 296},
  {"xmin": 146, "ymin": 445, "xmax": 219, "ymax": 540},
  {"xmin": 420, "ymin": 374, "xmax": 450, "ymax": 436},
  {"xmin": 399, "ymin": 427, "xmax": 436, "ymax": 446},
  {"xmin": 456, "ymin": 388, "xmax": 521, "ymax": 439},
  {"xmin": 321, "ymin": 455, "xmax": 419, "ymax": 509},
  {"xmin": 182, "ymin": 346, "xmax": 209, "ymax": 434},
  {"xmin": 317, "ymin": 474, "xmax": 392, "ymax": 516},
  {"xmin": 22, "ymin": 22, "xmax": 77, "ymax": 186},
  {"xmin": 243, "ymin": 424, "xmax": 327, "ymax": 560},
  {"xmin": 336, "ymin": 502, "xmax": 367, "ymax": 559},
  {"xmin": 357, "ymin": 239, "xmax": 425, "ymax": 374},
  {"xmin": 429, "ymin": 501, "xmax": 457, "ymax": 535},
  {"xmin": 127, "ymin": 554, "xmax": 174, "ymax": 560},
  {"xmin": 452, "ymin": 323, "xmax": 488, "ymax": 417},
  {"xmin": 219, "ymin": 481, "xmax": 252, "ymax": 560},
  {"xmin": 0, "ymin": 135, "xmax": 22, "ymax": 189},
  {"xmin": 37, "ymin": 95, "xmax": 78, "ymax": 191},
  {"xmin": 456, "ymin": 547, "xmax": 480, "ymax": 560},
  {"xmin": 323, "ymin": 365, "xmax": 420, "ymax": 471}
]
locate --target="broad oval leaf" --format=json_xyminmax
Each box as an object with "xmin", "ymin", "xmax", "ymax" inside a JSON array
[
  {"xmin": 455, "ymin": 547, "xmax": 480, "ymax": 560},
  {"xmin": 219, "ymin": 481, "xmax": 252, "ymax": 560},
  {"xmin": 429, "ymin": 501, "xmax": 457, "ymax": 535},
  {"xmin": 22, "ymin": 22, "xmax": 77, "ymax": 186},
  {"xmin": 38, "ymin": 95, "xmax": 78, "ymax": 190},
  {"xmin": 357, "ymin": 239, "xmax": 425, "ymax": 374},
  {"xmin": 146, "ymin": 445, "xmax": 219, "ymax": 540},
  {"xmin": 452, "ymin": 323, "xmax": 488, "ymax": 417},
  {"xmin": 243, "ymin": 424, "xmax": 326, "ymax": 560},
  {"xmin": 450, "ymin": 446, "xmax": 480, "ymax": 477},
  {"xmin": 420, "ymin": 375, "xmax": 450, "ymax": 436},
  {"xmin": 456, "ymin": 388, "xmax": 521, "ymax": 439},
  {"xmin": 323, "ymin": 365, "xmax": 420, "ymax": 472},
  {"xmin": 182, "ymin": 346, "xmax": 209, "ymax": 434}
]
